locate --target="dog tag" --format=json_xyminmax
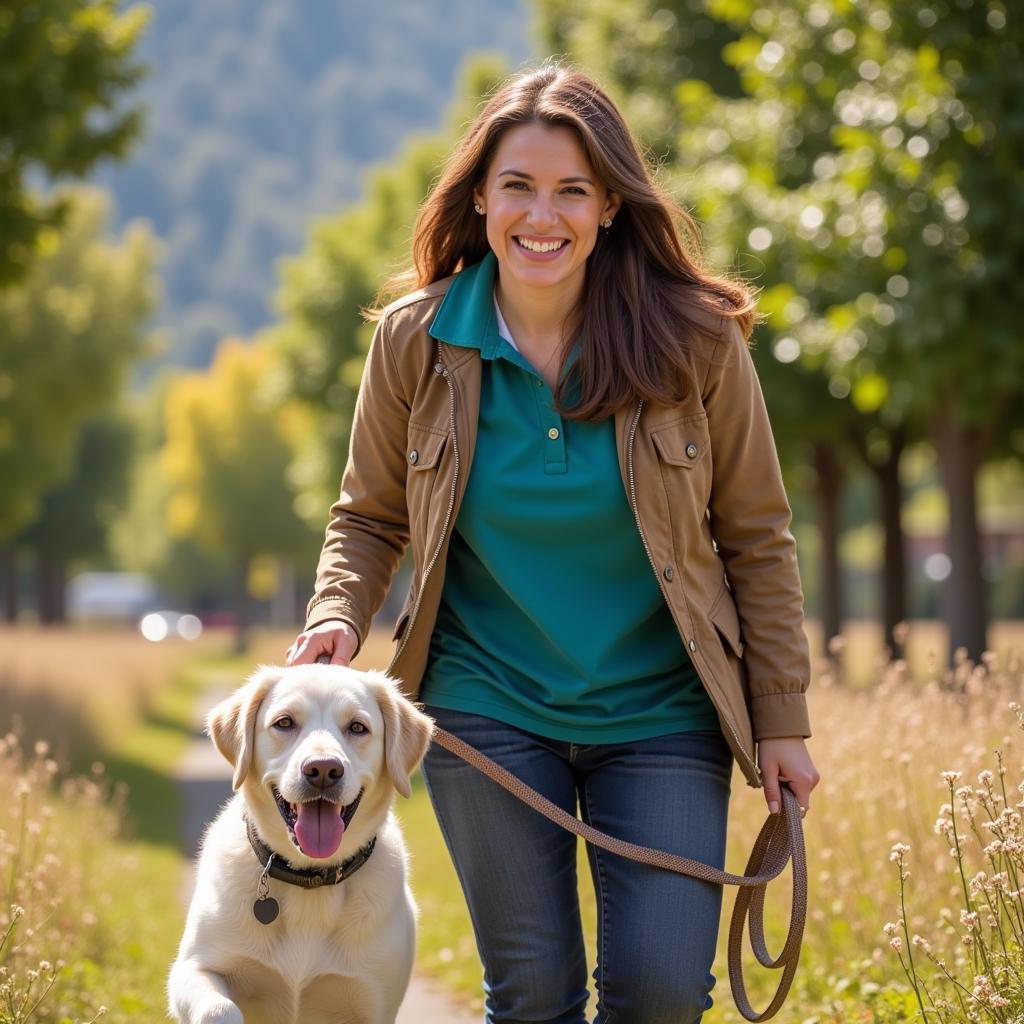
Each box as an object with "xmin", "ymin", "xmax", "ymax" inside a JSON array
[{"xmin": 253, "ymin": 896, "xmax": 280, "ymax": 925}]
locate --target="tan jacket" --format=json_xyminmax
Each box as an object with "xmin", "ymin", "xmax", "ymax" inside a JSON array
[{"xmin": 306, "ymin": 276, "xmax": 812, "ymax": 788}]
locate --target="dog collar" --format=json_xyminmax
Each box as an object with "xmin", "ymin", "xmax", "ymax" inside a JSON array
[{"xmin": 244, "ymin": 817, "xmax": 377, "ymax": 889}]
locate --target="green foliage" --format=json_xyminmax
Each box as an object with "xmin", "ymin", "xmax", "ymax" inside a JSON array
[
  {"xmin": 161, "ymin": 338, "xmax": 316, "ymax": 564},
  {"xmin": 0, "ymin": 187, "xmax": 158, "ymax": 540},
  {"xmin": 16, "ymin": 412, "xmax": 136, "ymax": 563},
  {"xmin": 0, "ymin": 0, "xmax": 148, "ymax": 286}
]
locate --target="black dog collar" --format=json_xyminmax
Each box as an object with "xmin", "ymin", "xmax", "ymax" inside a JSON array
[{"xmin": 245, "ymin": 817, "xmax": 377, "ymax": 889}]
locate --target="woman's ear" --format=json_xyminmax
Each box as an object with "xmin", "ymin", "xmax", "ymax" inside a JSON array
[{"xmin": 603, "ymin": 191, "xmax": 622, "ymax": 222}]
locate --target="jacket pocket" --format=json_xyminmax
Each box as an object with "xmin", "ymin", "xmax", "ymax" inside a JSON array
[
  {"xmin": 650, "ymin": 414, "xmax": 710, "ymax": 468},
  {"xmin": 405, "ymin": 423, "xmax": 448, "ymax": 472},
  {"xmin": 707, "ymin": 584, "xmax": 746, "ymax": 659},
  {"xmin": 404, "ymin": 423, "xmax": 450, "ymax": 583}
]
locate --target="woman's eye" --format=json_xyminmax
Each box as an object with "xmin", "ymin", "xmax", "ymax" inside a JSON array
[
  {"xmin": 272, "ymin": 716, "xmax": 294, "ymax": 730},
  {"xmin": 349, "ymin": 721, "xmax": 369, "ymax": 736},
  {"xmin": 502, "ymin": 180, "xmax": 528, "ymax": 190}
]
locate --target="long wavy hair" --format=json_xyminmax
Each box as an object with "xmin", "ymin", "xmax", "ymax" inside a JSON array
[{"xmin": 377, "ymin": 61, "xmax": 758, "ymax": 420}]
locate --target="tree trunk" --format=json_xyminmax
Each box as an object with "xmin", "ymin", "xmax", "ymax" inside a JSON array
[
  {"xmin": 866, "ymin": 428, "xmax": 907, "ymax": 661},
  {"xmin": 0, "ymin": 546, "xmax": 17, "ymax": 622},
  {"xmin": 36, "ymin": 551, "xmax": 67, "ymax": 624},
  {"xmin": 933, "ymin": 407, "xmax": 987, "ymax": 665},
  {"xmin": 812, "ymin": 442, "xmax": 843, "ymax": 673}
]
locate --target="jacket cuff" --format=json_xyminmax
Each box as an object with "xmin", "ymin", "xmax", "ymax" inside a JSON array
[
  {"xmin": 304, "ymin": 598, "xmax": 366, "ymax": 657},
  {"xmin": 751, "ymin": 691, "xmax": 811, "ymax": 741}
]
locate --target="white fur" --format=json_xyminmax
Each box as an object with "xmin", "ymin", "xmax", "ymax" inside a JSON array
[{"xmin": 168, "ymin": 664, "xmax": 434, "ymax": 1024}]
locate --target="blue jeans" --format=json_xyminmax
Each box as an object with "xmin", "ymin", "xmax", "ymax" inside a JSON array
[{"xmin": 421, "ymin": 706, "xmax": 733, "ymax": 1024}]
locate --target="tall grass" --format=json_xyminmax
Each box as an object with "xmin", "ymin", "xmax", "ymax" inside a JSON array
[{"xmin": 0, "ymin": 733, "xmax": 117, "ymax": 1023}]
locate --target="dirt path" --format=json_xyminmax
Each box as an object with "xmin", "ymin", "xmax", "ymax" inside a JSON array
[{"xmin": 171, "ymin": 679, "xmax": 478, "ymax": 1023}]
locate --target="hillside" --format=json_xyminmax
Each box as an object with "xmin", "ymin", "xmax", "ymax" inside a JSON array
[{"xmin": 91, "ymin": 0, "xmax": 531, "ymax": 369}]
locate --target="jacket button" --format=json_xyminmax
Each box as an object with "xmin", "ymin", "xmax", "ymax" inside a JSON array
[
  {"xmin": 685, "ymin": 442, "xmax": 699, "ymax": 459},
  {"xmin": 688, "ymin": 639, "xmax": 697, "ymax": 652},
  {"xmin": 547, "ymin": 427, "xmax": 560, "ymax": 440},
  {"xmin": 408, "ymin": 449, "xmax": 419, "ymax": 465},
  {"xmin": 663, "ymin": 565, "xmax": 674, "ymax": 581}
]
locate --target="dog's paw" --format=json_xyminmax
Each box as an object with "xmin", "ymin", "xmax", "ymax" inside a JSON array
[{"xmin": 195, "ymin": 1003, "xmax": 244, "ymax": 1024}]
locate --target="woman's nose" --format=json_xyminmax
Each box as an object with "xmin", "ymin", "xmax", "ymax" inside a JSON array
[{"xmin": 526, "ymin": 193, "xmax": 557, "ymax": 229}]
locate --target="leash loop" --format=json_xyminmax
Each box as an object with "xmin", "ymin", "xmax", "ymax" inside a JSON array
[{"xmin": 430, "ymin": 724, "xmax": 806, "ymax": 1022}]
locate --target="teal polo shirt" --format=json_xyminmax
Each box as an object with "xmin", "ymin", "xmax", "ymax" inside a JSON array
[{"xmin": 419, "ymin": 251, "xmax": 719, "ymax": 743}]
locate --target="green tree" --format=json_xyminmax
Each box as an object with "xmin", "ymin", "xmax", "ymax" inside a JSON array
[
  {"xmin": 683, "ymin": 0, "xmax": 1024, "ymax": 661},
  {"xmin": 0, "ymin": 0, "xmax": 148, "ymax": 285},
  {"xmin": 161, "ymin": 338, "xmax": 317, "ymax": 649},
  {"xmin": 16, "ymin": 412, "xmax": 135, "ymax": 622},
  {"xmin": 0, "ymin": 186, "xmax": 158, "ymax": 539}
]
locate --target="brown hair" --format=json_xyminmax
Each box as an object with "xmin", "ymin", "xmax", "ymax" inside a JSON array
[{"xmin": 378, "ymin": 60, "xmax": 758, "ymax": 421}]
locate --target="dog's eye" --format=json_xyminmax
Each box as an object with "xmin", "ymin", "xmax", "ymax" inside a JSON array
[
  {"xmin": 272, "ymin": 716, "xmax": 294, "ymax": 731},
  {"xmin": 348, "ymin": 721, "xmax": 369, "ymax": 735}
]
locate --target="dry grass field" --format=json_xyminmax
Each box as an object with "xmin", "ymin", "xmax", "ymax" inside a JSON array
[{"xmin": 3, "ymin": 619, "xmax": 1022, "ymax": 1021}]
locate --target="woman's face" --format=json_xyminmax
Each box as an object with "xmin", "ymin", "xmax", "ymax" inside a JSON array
[{"xmin": 472, "ymin": 122, "xmax": 620, "ymax": 301}]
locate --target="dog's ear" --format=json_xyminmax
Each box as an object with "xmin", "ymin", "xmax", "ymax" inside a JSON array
[
  {"xmin": 207, "ymin": 665, "xmax": 283, "ymax": 791},
  {"xmin": 363, "ymin": 671, "xmax": 433, "ymax": 798}
]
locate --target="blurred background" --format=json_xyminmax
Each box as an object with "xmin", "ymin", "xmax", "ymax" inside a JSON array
[
  {"xmin": 1, "ymin": 2, "xmax": 1022, "ymax": 1021},
  {"xmin": 1, "ymin": 0, "xmax": 1020, "ymax": 663}
]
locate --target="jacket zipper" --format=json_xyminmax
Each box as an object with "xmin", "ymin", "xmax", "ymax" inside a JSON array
[
  {"xmin": 626, "ymin": 400, "xmax": 761, "ymax": 785},
  {"xmin": 387, "ymin": 359, "xmax": 460, "ymax": 676}
]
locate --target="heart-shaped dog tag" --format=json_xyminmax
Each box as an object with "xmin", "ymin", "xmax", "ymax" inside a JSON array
[{"xmin": 253, "ymin": 896, "xmax": 280, "ymax": 925}]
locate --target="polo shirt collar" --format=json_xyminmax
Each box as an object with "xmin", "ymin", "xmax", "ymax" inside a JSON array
[{"xmin": 429, "ymin": 250, "xmax": 503, "ymax": 358}]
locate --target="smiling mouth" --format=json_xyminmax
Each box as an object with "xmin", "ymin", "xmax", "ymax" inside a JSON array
[
  {"xmin": 515, "ymin": 236, "xmax": 569, "ymax": 254},
  {"xmin": 272, "ymin": 785, "xmax": 363, "ymax": 860}
]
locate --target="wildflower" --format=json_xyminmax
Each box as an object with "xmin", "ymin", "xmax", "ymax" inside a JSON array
[
  {"xmin": 889, "ymin": 842, "xmax": 911, "ymax": 862},
  {"xmin": 883, "ymin": 922, "xmax": 900, "ymax": 937},
  {"xmin": 911, "ymin": 934, "xmax": 932, "ymax": 953},
  {"xmin": 941, "ymin": 771, "xmax": 963, "ymax": 784},
  {"xmin": 977, "ymin": 770, "xmax": 993, "ymax": 786},
  {"xmin": 889, "ymin": 936, "xmax": 903, "ymax": 953}
]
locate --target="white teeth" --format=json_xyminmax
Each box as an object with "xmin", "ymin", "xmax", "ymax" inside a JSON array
[{"xmin": 517, "ymin": 237, "xmax": 566, "ymax": 253}]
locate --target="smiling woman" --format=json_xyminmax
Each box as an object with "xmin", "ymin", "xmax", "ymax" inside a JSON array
[{"xmin": 287, "ymin": 59, "xmax": 819, "ymax": 1023}]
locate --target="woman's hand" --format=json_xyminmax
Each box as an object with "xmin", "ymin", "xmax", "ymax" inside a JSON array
[
  {"xmin": 757, "ymin": 737, "xmax": 819, "ymax": 818},
  {"xmin": 285, "ymin": 620, "xmax": 359, "ymax": 667}
]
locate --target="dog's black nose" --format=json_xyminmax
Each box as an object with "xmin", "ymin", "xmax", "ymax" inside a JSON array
[{"xmin": 302, "ymin": 758, "xmax": 344, "ymax": 788}]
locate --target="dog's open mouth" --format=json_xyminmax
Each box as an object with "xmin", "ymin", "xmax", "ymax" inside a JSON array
[{"xmin": 272, "ymin": 786, "xmax": 363, "ymax": 860}]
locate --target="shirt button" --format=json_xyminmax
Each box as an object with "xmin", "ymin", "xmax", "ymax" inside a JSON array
[
  {"xmin": 547, "ymin": 427, "xmax": 560, "ymax": 440},
  {"xmin": 686, "ymin": 442, "xmax": 699, "ymax": 459},
  {"xmin": 688, "ymin": 639, "xmax": 697, "ymax": 652},
  {"xmin": 408, "ymin": 449, "xmax": 419, "ymax": 464},
  {"xmin": 663, "ymin": 565, "xmax": 674, "ymax": 581}
]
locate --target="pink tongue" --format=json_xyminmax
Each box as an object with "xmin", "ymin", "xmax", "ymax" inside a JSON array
[{"xmin": 294, "ymin": 800, "xmax": 345, "ymax": 859}]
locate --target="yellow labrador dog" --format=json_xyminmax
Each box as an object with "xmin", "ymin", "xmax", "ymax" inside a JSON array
[{"xmin": 168, "ymin": 664, "xmax": 434, "ymax": 1024}]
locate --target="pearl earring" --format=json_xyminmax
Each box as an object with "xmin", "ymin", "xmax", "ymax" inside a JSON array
[
  {"xmin": 602, "ymin": 218, "xmax": 613, "ymax": 228},
  {"xmin": 474, "ymin": 203, "xmax": 484, "ymax": 214}
]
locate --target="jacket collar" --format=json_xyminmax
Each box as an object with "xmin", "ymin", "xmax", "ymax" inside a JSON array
[{"xmin": 428, "ymin": 251, "xmax": 502, "ymax": 356}]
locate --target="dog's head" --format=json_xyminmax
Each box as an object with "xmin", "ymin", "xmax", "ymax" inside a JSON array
[{"xmin": 207, "ymin": 664, "xmax": 433, "ymax": 862}]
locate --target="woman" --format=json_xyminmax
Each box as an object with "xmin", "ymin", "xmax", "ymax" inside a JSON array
[{"xmin": 287, "ymin": 61, "xmax": 819, "ymax": 1024}]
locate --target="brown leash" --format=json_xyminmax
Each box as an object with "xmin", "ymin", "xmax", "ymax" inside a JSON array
[{"xmin": 431, "ymin": 725, "xmax": 806, "ymax": 1022}]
